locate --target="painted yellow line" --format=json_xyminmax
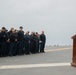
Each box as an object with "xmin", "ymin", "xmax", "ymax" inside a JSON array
[
  {"xmin": 45, "ymin": 48, "xmax": 72, "ymax": 52},
  {"xmin": 0, "ymin": 63, "xmax": 71, "ymax": 70}
]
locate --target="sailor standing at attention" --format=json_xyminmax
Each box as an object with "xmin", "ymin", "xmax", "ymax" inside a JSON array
[{"xmin": 40, "ymin": 31, "xmax": 46, "ymax": 53}]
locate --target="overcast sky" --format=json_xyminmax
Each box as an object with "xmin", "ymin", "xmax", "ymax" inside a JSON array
[{"xmin": 0, "ymin": 0, "xmax": 76, "ymax": 45}]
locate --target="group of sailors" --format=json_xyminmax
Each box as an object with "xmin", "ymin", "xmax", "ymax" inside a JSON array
[{"xmin": 0, "ymin": 26, "xmax": 46, "ymax": 57}]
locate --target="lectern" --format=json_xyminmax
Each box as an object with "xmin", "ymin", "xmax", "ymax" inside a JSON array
[{"xmin": 71, "ymin": 35, "xmax": 76, "ymax": 67}]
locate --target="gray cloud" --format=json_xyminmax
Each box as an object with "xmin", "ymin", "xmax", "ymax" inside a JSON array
[{"xmin": 0, "ymin": 0, "xmax": 76, "ymax": 45}]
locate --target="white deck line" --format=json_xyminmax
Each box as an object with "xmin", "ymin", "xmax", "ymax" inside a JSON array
[
  {"xmin": 0, "ymin": 47, "xmax": 72, "ymax": 70},
  {"xmin": 0, "ymin": 63, "xmax": 71, "ymax": 70}
]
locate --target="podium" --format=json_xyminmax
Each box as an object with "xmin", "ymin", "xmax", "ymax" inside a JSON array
[{"xmin": 71, "ymin": 35, "xmax": 76, "ymax": 67}]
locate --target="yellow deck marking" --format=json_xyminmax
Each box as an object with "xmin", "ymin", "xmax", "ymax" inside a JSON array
[{"xmin": 45, "ymin": 47, "xmax": 72, "ymax": 52}]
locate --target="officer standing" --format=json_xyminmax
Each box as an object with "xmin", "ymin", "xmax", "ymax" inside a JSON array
[
  {"xmin": 40, "ymin": 31, "xmax": 46, "ymax": 53},
  {"xmin": 24, "ymin": 31, "xmax": 30, "ymax": 55},
  {"xmin": 0, "ymin": 27, "xmax": 7, "ymax": 56},
  {"xmin": 14, "ymin": 30, "xmax": 19, "ymax": 55},
  {"xmin": 30, "ymin": 32, "xmax": 36, "ymax": 54},
  {"xmin": 35, "ymin": 32, "xmax": 40, "ymax": 53},
  {"xmin": 18, "ymin": 26, "xmax": 24, "ymax": 55},
  {"xmin": 6, "ymin": 30, "xmax": 10, "ymax": 56},
  {"xmin": 9, "ymin": 29, "xmax": 18, "ymax": 56}
]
